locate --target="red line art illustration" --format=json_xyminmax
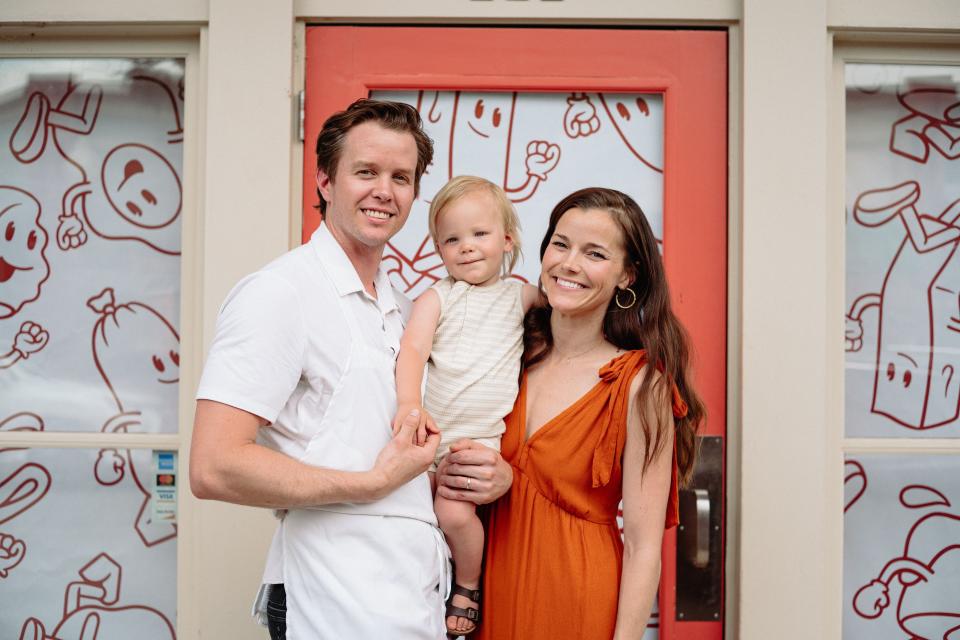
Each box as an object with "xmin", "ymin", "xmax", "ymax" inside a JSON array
[
  {"xmin": 0, "ymin": 186, "xmax": 50, "ymax": 320},
  {"xmin": 448, "ymin": 91, "xmax": 560, "ymax": 204},
  {"xmin": 597, "ymin": 94, "xmax": 663, "ymax": 174},
  {"xmin": 845, "ymin": 459, "xmax": 868, "ymax": 513},
  {"xmin": 852, "ymin": 484, "xmax": 960, "ymax": 639},
  {"xmin": 0, "ymin": 412, "xmax": 50, "ymax": 580},
  {"xmin": 563, "ymin": 93, "xmax": 602, "ymax": 139},
  {"xmin": 88, "ymin": 288, "xmax": 178, "ymax": 547},
  {"xmin": 845, "ymin": 180, "xmax": 960, "ymax": 430},
  {"xmin": 379, "ymin": 90, "xmax": 559, "ymax": 296},
  {"xmin": 889, "ymin": 88, "xmax": 960, "ymax": 164},
  {"xmin": 0, "ymin": 321, "xmax": 49, "ymax": 369},
  {"xmin": 17, "ymin": 552, "xmax": 176, "ymax": 640},
  {"xmin": 8, "ymin": 74, "xmax": 183, "ymax": 256}
]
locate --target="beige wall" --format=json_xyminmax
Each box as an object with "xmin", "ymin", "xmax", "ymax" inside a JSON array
[{"xmin": 2, "ymin": 0, "xmax": 958, "ymax": 638}]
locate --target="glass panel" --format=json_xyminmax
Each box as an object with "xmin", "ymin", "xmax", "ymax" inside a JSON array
[
  {"xmin": 845, "ymin": 64, "xmax": 960, "ymax": 438},
  {"xmin": 0, "ymin": 59, "xmax": 184, "ymax": 433},
  {"xmin": 371, "ymin": 90, "xmax": 665, "ymax": 296},
  {"xmin": 0, "ymin": 446, "xmax": 176, "ymax": 637},
  {"xmin": 843, "ymin": 454, "xmax": 960, "ymax": 639}
]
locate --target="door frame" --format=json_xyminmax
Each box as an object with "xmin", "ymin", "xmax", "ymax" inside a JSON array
[{"xmin": 303, "ymin": 25, "xmax": 728, "ymax": 639}]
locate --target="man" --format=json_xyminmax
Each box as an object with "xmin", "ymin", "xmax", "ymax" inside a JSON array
[{"xmin": 190, "ymin": 100, "xmax": 504, "ymax": 639}]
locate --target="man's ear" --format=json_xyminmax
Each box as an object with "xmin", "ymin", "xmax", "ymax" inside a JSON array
[{"xmin": 316, "ymin": 168, "xmax": 333, "ymax": 204}]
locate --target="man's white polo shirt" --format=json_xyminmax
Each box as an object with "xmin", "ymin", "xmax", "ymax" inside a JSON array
[{"xmin": 196, "ymin": 222, "xmax": 437, "ymax": 584}]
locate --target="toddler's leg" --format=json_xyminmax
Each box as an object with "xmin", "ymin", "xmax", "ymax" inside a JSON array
[{"xmin": 435, "ymin": 494, "xmax": 483, "ymax": 634}]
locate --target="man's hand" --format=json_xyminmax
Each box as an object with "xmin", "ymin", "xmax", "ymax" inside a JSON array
[
  {"xmin": 372, "ymin": 409, "xmax": 439, "ymax": 499},
  {"xmin": 435, "ymin": 439, "xmax": 513, "ymax": 505},
  {"xmin": 392, "ymin": 403, "xmax": 439, "ymax": 446}
]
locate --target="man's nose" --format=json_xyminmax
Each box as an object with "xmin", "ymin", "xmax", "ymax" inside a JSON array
[{"xmin": 372, "ymin": 176, "xmax": 393, "ymax": 201}]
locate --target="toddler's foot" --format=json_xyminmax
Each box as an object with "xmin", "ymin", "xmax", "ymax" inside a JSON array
[{"xmin": 446, "ymin": 583, "xmax": 481, "ymax": 635}]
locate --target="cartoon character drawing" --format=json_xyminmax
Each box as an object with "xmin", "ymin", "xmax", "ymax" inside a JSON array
[
  {"xmin": 8, "ymin": 73, "xmax": 183, "ymax": 255},
  {"xmin": 845, "ymin": 180, "xmax": 960, "ymax": 430},
  {"xmin": 18, "ymin": 552, "xmax": 176, "ymax": 640},
  {"xmin": 0, "ymin": 412, "xmax": 51, "ymax": 579},
  {"xmin": 88, "ymin": 287, "xmax": 179, "ymax": 546},
  {"xmin": 449, "ymin": 91, "xmax": 560, "ymax": 204},
  {"xmin": 889, "ymin": 88, "xmax": 960, "ymax": 164},
  {"xmin": 852, "ymin": 484, "xmax": 960, "ymax": 640},
  {"xmin": 0, "ymin": 186, "xmax": 50, "ymax": 320},
  {"xmin": 562, "ymin": 92, "xmax": 664, "ymax": 173}
]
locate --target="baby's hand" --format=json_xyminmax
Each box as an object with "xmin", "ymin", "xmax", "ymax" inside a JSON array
[{"xmin": 392, "ymin": 403, "xmax": 438, "ymax": 447}]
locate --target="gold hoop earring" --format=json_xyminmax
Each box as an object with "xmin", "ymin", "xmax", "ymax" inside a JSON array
[{"xmin": 615, "ymin": 287, "xmax": 637, "ymax": 309}]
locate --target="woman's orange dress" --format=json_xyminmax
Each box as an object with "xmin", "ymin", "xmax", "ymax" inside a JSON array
[{"xmin": 479, "ymin": 350, "xmax": 686, "ymax": 640}]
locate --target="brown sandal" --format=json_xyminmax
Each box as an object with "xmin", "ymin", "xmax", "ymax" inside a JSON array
[{"xmin": 445, "ymin": 583, "xmax": 481, "ymax": 635}]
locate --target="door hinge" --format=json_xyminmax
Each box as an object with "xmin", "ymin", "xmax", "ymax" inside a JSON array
[{"xmin": 297, "ymin": 90, "xmax": 305, "ymax": 142}]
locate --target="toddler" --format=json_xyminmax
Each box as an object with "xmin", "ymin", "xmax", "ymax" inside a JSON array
[{"xmin": 393, "ymin": 175, "xmax": 538, "ymax": 636}]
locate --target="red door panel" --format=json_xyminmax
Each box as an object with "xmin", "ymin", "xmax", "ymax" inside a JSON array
[{"xmin": 304, "ymin": 26, "xmax": 727, "ymax": 639}]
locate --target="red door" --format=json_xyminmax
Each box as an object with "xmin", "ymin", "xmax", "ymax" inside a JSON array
[{"xmin": 304, "ymin": 26, "xmax": 727, "ymax": 639}]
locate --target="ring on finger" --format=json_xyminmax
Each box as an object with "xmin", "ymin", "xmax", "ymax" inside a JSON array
[{"xmin": 466, "ymin": 477, "xmax": 472, "ymax": 491}]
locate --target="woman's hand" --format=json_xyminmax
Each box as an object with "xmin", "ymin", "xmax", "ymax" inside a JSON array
[{"xmin": 435, "ymin": 439, "xmax": 513, "ymax": 504}]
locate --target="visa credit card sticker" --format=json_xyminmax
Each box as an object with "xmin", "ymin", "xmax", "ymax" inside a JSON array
[{"xmin": 152, "ymin": 450, "xmax": 177, "ymax": 524}]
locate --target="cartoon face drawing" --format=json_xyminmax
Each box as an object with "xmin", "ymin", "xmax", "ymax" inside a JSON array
[
  {"xmin": 101, "ymin": 144, "xmax": 182, "ymax": 230},
  {"xmin": 88, "ymin": 288, "xmax": 179, "ymax": 419},
  {"xmin": 0, "ymin": 187, "xmax": 49, "ymax": 320},
  {"xmin": 598, "ymin": 93, "xmax": 664, "ymax": 173},
  {"xmin": 450, "ymin": 92, "xmax": 517, "ymax": 179}
]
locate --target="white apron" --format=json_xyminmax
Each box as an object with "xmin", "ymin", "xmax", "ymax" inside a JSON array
[{"xmin": 256, "ymin": 286, "xmax": 449, "ymax": 639}]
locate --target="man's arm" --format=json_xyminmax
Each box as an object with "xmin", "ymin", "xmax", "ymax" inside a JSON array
[{"xmin": 190, "ymin": 399, "xmax": 438, "ymax": 508}]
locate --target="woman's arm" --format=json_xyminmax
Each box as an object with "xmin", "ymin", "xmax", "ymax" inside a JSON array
[
  {"xmin": 393, "ymin": 289, "xmax": 442, "ymax": 444},
  {"xmin": 614, "ymin": 370, "xmax": 676, "ymax": 640}
]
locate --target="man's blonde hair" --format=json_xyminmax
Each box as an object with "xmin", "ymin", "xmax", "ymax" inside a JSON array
[{"xmin": 428, "ymin": 175, "xmax": 523, "ymax": 275}]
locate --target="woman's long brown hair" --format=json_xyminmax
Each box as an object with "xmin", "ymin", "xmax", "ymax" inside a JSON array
[{"xmin": 524, "ymin": 188, "xmax": 705, "ymax": 484}]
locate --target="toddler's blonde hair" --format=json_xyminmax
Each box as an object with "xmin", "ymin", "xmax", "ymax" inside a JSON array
[{"xmin": 428, "ymin": 175, "xmax": 522, "ymax": 275}]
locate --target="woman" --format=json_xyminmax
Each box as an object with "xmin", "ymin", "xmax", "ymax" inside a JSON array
[{"xmin": 438, "ymin": 187, "xmax": 704, "ymax": 639}]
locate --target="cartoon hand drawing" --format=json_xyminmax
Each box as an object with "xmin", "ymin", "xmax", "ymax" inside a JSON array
[
  {"xmin": 0, "ymin": 412, "xmax": 50, "ymax": 579},
  {"xmin": 8, "ymin": 73, "xmax": 183, "ymax": 255},
  {"xmin": 0, "ymin": 320, "xmax": 50, "ymax": 369},
  {"xmin": 852, "ymin": 484, "xmax": 960, "ymax": 639},
  {"xmin": 563, "ymin": 93, "xmax": 601, "ymax": 139},
  {"xmin": 846, "ymin": 180, "xmax": 960, "ymax": 430},
  {"xmin": 890, "ymin": 88, "xmax": 960, "ymax": 163},
  {"xmin": 525, "ymin": 140, "xmax": 561, "ymax": 181},
  {"xmin": 18, "ymin": 552, "xmax": 176, "ymax": 640},
  {"xmin": 88, "ymin": 288, "xmax": 179, "ymax": 546},
  {"xmin": 0, "ymin": 186, "xmax": 50, "ymax": 320}
]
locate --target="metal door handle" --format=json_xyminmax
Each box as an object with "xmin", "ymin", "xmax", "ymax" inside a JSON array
[{"xmin": 679, "ymin": 487, "xmax": 710, "ymax": 569}]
